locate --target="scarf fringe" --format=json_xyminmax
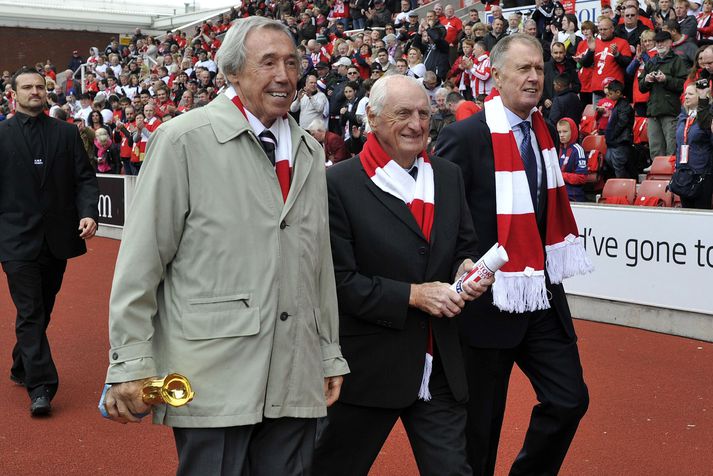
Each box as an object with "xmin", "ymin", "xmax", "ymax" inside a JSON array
[
  {"xmin": 417, "ymin": 353, "xmax": 433, "ymax": 401},
  {"xmin": 546, "ymin": 234, "xmax": 595, "ymax": 284},
  {"xmin": 492, "ymin": 272, "xmax": 550, "ymax": 313}
]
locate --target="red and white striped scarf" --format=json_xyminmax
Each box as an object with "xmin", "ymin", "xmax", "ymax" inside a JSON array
[
  {"xmin": 484, "ymin": 89, "xmax": 592, "ymax": 313},
  {"xmin": 225, "ymin": 86, "xmax": 292, "ymax": 202},
  {"xmin": 697, "ymin": 13, "xmax": 713, "ymax": 40},
  {"xmin": 359, "ymin": 133, "xmax": 436, "ymax": 400}
]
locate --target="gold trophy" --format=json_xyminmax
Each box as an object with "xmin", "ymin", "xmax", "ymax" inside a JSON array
[{"xmin": 141, "ymin": 373, "xmax": 195, "ymax": 407}]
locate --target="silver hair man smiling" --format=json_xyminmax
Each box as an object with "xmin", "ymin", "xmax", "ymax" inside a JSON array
[{"xmin": 102, "ymin": 16, "xmax": 348, "ymax": 476}]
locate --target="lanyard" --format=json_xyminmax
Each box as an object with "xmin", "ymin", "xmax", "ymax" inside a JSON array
[{"xmin": 683, "ymin": 114, "xmax": 695, "ymax": 145}]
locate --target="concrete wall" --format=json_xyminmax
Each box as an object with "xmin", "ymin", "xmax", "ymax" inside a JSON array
[
  {"xmin": 0, "ymin": 27, "xmax": 114, "ymax": 73},
  {"xmin": 569, "ymin": 295, "xmax": 713, "ymax": 342}
]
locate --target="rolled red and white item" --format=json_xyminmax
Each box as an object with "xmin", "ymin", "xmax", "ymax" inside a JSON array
[{"xmin": 451, "ymin": 243, "xmax": 509, "ymax": 293}]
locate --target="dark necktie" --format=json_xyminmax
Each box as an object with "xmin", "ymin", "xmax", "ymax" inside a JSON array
[
  {"xmin": 26, "ymin": 116, "xmax": 46, "ymax": 175},
  {"xmin": 258, "ymin": 130, "xmax": 277, "ymax": 166},
  {"xmin": 408, "ymin": 164, "xmax": 418, "ymax": 181},
  {"xmin": 518, "ymin": 121, "xmax": 538, "ymax": 209}
]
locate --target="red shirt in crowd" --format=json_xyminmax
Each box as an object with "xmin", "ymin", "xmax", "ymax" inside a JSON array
[
  {"xmin": 441, "ymin": 15, "xmax": 463, "ymax": 46},
  {"xmin": 455, "ymin": 101, "xmax": 480, "ymax": 121},
  {"xmin": 589, "ymin": 36, "xmax": 632, "ymax": 91}
]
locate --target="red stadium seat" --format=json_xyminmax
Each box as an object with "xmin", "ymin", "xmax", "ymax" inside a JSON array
[
  {"xmin": 579, "ymin": 104, "xmax": 597, "ymax": 139},
  {"xmin": 582, "ymin": 134, "xmax": 607, "ymax": 157},
  {"xmin": 633, "ymin": 117, "xmax": 648, "ymax": 145},
  {"xmin": 634, "ymin": 180, "xmax": 673, "ymax": 207},
  {"xmin": 599, "ymin": 178, "xmax": 637, "ymax": 204},
  {"xmin": 581, "ymin": 135, "xmax": 607, "ymax": 190},
  {"xmin": 647, "ymin": 155, "xmax": 676, "ymax": 181}
]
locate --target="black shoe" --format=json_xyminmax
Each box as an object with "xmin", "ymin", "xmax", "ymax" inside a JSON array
[
  {"xmin": 30, "ymin": 396, "xmax": 51, "ymax": 416},
  {"xmin": 10, "ymin": 374, "xmax": 25, "ymax": 387}
]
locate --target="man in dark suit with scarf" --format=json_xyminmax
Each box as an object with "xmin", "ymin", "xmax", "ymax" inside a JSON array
[
  {"xmin": 436, "ymin": 34, "xmax": 593, "ymax": 476},
  {"xmin": 0, "ymin": 67, "xmax": 98, "ymax": 416},
  {"xmin": 314, "ymin": 74, "xmax": 492, "ymax": 476}
]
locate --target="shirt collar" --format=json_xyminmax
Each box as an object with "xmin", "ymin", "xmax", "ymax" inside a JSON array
[
  {"xmin": 243, "ymin": 107, "xmax": 280, "ymax": 142},
  {"xmin": 503, "ymin": 106, "xmax": 532, "ymax": 130},
  {"xmin": 15, "ymin": 110, "xmax": 43, "ymax": 126}
]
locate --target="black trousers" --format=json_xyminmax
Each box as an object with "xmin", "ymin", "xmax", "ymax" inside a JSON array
[
  {"xmin": 173, "ymin": 418, "xmax": 317, "ymax": 476},
  {"xmin": 2, "ymin": 242, "xmax": 66, "ymax": 400},
  {"xmin": 461, "ymin": 309, "xmax": 589, "ymax": 476},
  {"xmin": 313, "ymin": 353, "xmax": 471, "ymax": 476}
]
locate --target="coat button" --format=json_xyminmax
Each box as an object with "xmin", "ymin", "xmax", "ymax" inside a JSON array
[
  {"xmin": 112, "ymin": 352, "xmax": 119, "ymax": 360},
  {"xmin": 418, "ymin": 247, "xmax": 427, "ymax": 255},
  {"xmin": 280, "ymin": 312, "xmax": 289, "ymax": 321},
  {"xmin": 280, "ymin": 220, "xmax": 287, "ymax": 230}
]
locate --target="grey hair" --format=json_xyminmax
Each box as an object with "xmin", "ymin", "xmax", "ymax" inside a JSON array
[
  {"xmin": 216, "ymin": 17, "xmax": 295, "ymax": 79},
  {"xmin": 490, "ymin": 33, "xmax": 543, "ymax": 71},
  {"xmin": 307, "ymin": 119, "xmax": 327, "ymax": 131},
  {"xmin": 367, "ymin": 74, "xmax": 427, "ymax": 116},
  {"xmin": 435, "ymin": 87, "xmax": 449, "ymax": 99}
]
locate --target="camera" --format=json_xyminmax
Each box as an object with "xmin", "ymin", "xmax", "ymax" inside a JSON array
[{"xmin": 696, "ymin": 78, "xmax": 709, "ymax": 89}]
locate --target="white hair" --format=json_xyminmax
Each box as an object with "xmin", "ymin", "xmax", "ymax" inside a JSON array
[
  {"xmin": 307, "ymin": 119, "xmax": 326, "ymax": 131},
  {"xmin": 367, "ymin": 75, "xmax": 428, "ymax": 126}
]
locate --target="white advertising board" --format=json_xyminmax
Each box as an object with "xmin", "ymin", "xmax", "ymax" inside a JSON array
[
  {"xmin": 566, "ymin": 204, "xmax": 713, "ymax": 315},
  {"xmin": 497, "ymin": 0, "xmax": 602, "ymax": 25}
]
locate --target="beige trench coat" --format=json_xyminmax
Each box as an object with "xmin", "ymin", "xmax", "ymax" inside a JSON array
[{"xmin": 105, "ymin": 93, "xmax": 349, "ymax": 427}]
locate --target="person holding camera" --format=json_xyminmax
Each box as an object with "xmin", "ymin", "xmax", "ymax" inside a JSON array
[
  {"xmin": 639, "ymin": 30, "xmax": 688, "ymax": 158},
  {"xmin": 290, "ymin": 72, "xmax": 329, "ymax": 130}
]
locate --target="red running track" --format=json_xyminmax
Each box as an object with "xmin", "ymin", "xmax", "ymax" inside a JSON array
[{"xmin": 1, "ymin": 238, "xmax": 711, "ymax": 475}]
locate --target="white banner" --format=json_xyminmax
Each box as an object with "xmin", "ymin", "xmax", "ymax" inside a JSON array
[
  {"xmin": 497, "ymin": 0, "xmax": 601, "ymax": 25},
  {"xmin": 566, "ymin": 204, "xmax": 713, "ymax": 315}
]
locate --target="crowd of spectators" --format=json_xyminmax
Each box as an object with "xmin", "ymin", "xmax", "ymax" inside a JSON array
[{"xmin": 1, "ymin": 0, "xmax": 712, "ymax": 208}]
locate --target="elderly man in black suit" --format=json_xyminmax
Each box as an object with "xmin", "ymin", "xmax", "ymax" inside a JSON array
[
  {"xmin": 437, "ymin": 34, "xmax": 593, "ymax": 476},
  {"xmin": 0, "ymin": 67, "xmax": 98, "ymax": 416},
  {"xmin": 314, "ymin": 74, "xmax": 493, "ymax": 476}
]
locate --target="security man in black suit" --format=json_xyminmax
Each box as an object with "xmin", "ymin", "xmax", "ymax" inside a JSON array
[
  {"xmin": 314, "ymin": 75, "xmax": 493, "ymax": 476},
  {"xmin": 0, "ymin": 67, "xmax": 99, "ymax": 416},
  {"xmin": 437, "ymin": 35, "xmax": 589, "ymax": 476}
]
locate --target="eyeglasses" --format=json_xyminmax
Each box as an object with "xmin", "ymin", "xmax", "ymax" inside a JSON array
[
  {"xmin": 347, "ymin": 71, "xmax": 359, "ymax": 75},
  {"xmin": 624, "ymin": 14, "xmax": 637, "ymax": 17}
]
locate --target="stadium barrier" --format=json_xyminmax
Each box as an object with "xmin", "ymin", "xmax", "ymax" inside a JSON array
[{"xmin": 94, "ymin": 177, "xmax": 713, "ymax": 341}]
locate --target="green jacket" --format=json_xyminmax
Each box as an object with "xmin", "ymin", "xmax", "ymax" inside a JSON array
[
  {"xmin": 106, "ymin": 93, "xmax": 349, "ymax": 427},
  {"xmin": 638, "ymin": 51, "xmax": 688, "ymax": 117}
]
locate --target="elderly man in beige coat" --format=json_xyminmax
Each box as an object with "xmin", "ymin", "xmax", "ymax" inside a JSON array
[{"xmin": 102, "ymin": 17, "xmax": 349, "ymax": 476}]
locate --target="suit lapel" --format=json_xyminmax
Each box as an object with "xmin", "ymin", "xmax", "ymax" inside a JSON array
[
  {"xmin": 361, "ymin": 164, "xmax": 426, "ymax": 242},
  {"xmin": 424, "ymin": 160, "xmax": 445, "ymax": 277}
]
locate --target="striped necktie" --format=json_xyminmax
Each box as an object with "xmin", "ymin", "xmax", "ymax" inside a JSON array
[
  {"xmin": 519, "ymin": 121, "xmax": 538, "ymax": 208},
  {"xmin": 258, "ymin": 130, "xmax": 277, "ymax": 166}
]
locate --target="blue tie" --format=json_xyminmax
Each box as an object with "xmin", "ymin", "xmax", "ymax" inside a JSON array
[{"xmin": 519, "ymin": 121, "xmax": 538, "ymax": 209}]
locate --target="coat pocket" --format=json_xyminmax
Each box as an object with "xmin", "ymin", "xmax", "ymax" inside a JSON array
[{"xmin": 182, "ymin": 293, "xmax": 260, "ymax": 340}]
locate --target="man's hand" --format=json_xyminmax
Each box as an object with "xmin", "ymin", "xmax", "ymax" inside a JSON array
[
  {"xmin": 409, "ymin": 282, "xmax": 464, "ymax": 318},
  {"xmin": 454, "ymin": 259, "xmax": 495, "ymax": 301},
  {"xmin": 544, "ymin": 99, "xmax": 553, "ymax": 108},
  {"xmin": 324, "ymin": 376, "xmax": 343, "ymax": 407},
  {"xmin": 609, "ymin": 43, "xmax": 618, "ymax": 57},
  {"xmin": 78, "ymin": 217, "xmax": 97, "ymax": 240},
  {"xmin": 103, "ymin": 379, "xmax": 152, "ymax": 424}
]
